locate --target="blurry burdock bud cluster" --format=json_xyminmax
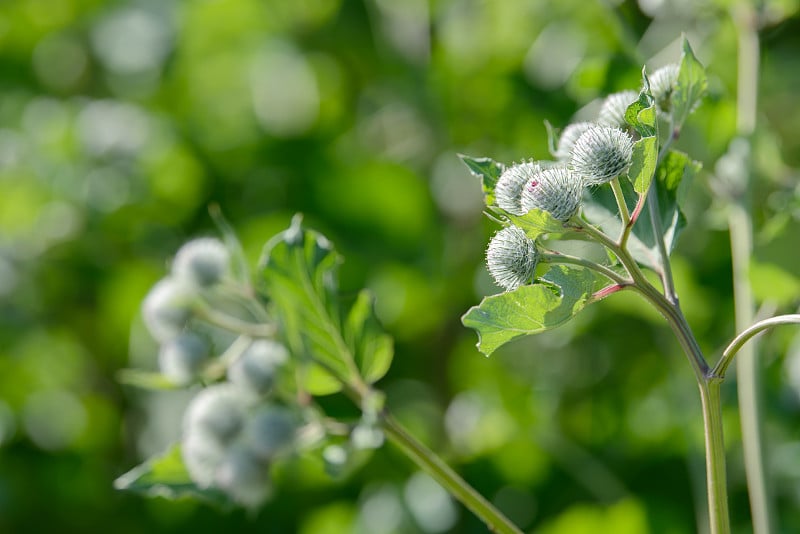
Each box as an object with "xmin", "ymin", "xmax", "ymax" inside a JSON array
[
  {"xmin": 137, "ymin": 234, "xmax": 378, "ymax": 508},
  {"xmin": 484, "ymin": 64, "xmax": 679, "ymax": 291}
]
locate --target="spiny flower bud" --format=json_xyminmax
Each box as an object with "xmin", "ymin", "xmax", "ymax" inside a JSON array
[
  {"xmin": 486, "ymin": 226, "xmax": 538, "ymax": 291},
  {"xmin": 570, "ymin": 126, "xmax": 634, "ymax": 186},
  {"xmin": 495, "ymin": 161, "xmax": 541, "ymax": 215},
  {"xmin": 244, "ymin": 405, "xmax": 298, "ymax": 461},
  {"xmin": 597, "ymin": 90, "xmax": 638, "ymax": 128},
  {"xmin": 183, "ymin": 384, "xmax": 249, "ymax": 446},
  {"xmin": 159, "ymin": 332, "xmax": 211, "ymax": 386},
  {"xmin": 554, "ymin": 122, "xmax": 594, "ymax": 161},
  {"xmin": 213, "ymin": 447, "xmax": 271, "ymax": 508},
  {"xmin": 172, "ymin": 237, "xmax": 230, "ymax": 288},
  {"xmin": 520, "ymin": 166, "xmax": 582, "ymax": 222},
  {"xmin": 142, "ymin": 277, "xmax": 197, "ymax": 342},
  {"xmin": 649, "ymin": 64, "xmax": 679, "ymax": 114},
  {"xmin": 227, "ymin": 340, "xmax": 288, "ymax": 396}
]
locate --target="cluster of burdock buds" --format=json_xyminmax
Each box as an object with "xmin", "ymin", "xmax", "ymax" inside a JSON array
[
  {"xmin": 139, "ymin": 235, "xmax": 385, "ymax": 507},
  {"xmin": 140, "ymin": 238, "xmax": 304, "ymax": 507},
  {"xmin": 486, "ymin": 65, "xmax": 679, "ymax": 291}
]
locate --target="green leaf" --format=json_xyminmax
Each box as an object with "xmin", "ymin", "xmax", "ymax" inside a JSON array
[
  {"xmin": 625, "ymin": 72, "xmax": 657, "ymax": 138},
  {"xmin": 345, "ymin": 290, "xmax": 394, "ymax": 384},
  {"xmin": 462, "ymin": 265, "xmax": 596, "ymax": 356},
  {"xmin": 672, "ymin": 37, "xmax": 707, "ymax": 128},
  {"xmin": 258, "ymin": 215, "xmax": 393, "ymax": 393},
  {"xmin": 116, "ymin": 369, "xmax": 182, "ymax": 390},
  {"xmin": 507, "ymin": 208, "xmax": 567, "ymax": 240},
  {"xmin": 458, "ymin": 155, "xmax": 505, "ymax": 207},
  {"xmin": 582, "ymin": 150, "xmax": 700, "ymax": 269},
  {"xmin": 629, "ymin": 136, "xmax": 658, "ymax": 194},
  {"xmin": 114, "ymin": 444, "xmax": 227, "ymax": 504},
  {"xmin": 749, "ymin": 261, "xmax": 800, "ymax": 306}
]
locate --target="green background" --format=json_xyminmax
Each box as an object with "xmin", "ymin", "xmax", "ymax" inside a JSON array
[{"xmin": 2, "ymin": 0, "xmax": 800, "ymax": 532}]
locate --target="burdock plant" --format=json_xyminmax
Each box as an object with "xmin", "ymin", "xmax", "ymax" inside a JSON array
[{"xmin": 115, "ymin": 38, "xmax": 799, "ymax": 534}]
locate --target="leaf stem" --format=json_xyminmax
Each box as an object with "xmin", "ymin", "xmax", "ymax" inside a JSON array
[
  {"xmin": 542, "ymin": 251, "xmax": 630, "ymax": 286},
  {"xmin": 195, "ymin": 305, "xmax": 277, "ymax": 338},
  {"xmin": 646, "ymin": 180, "xmax": 678, "ymax": 303},
  {"xmin": 610, "ymin": 177, "xmax": 631, "ymax": 242},
  {"xmin": 712, "ymin": 314, "xmax": 800, "ymax": 379},
  {"xmin": 381, "ymin": 412, "xmax": 523, "ymax": 534}
]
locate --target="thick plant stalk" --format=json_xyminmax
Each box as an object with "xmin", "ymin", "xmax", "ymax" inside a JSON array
[{"xmin": 730, "ymin": 5, "xmax": 774, "ymax": 533}]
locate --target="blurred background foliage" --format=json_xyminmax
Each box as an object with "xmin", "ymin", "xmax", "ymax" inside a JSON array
[{"xmin": 1, "ymin": 0, "xmax": 800, "ymax": 532}]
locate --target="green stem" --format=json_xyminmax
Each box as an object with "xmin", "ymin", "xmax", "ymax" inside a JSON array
[
  {"xmin": 195, "ymin": 305, "xmax": 277, "ymax": 338},
  {"xmin": 542, "ymin": 251, "xmax": 631, "ymax": 286},
  {"xmin": 712, "ymin": 314, "xmax": 800, "ymax": 379},
  {"xmin": 700, "ymin": 379, "xmax": 732, "ymax": 534},
  {"xmin": 610, "ymin": 177, "xmax": 631, "ymax": 241},
  {"xmin": 381, "ymin": 413, "xmax": 523, "ymax": 534},
  {"xmin": 730, "ymin": 4, "xmax": 773, "ymax": 532}
]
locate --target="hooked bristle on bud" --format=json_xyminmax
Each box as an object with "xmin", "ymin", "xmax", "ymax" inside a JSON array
[
  {"xmin": 227, "ymin": 339, "xmax": 289, "ymax": 396},
  {"xmin": 570, "ymin": 126, "xmax": 634, "ymax": 186},
  {"xmin": 554, "ymin": 122, "xmax": 594, "ymax": 161},
  {"xmin": 495, "ymin": 161, "xmax": 541, "ymax": 215},
  {"xmin": 648, "ymin": 64, "xmax": 679, "ymax": 114},
  {"xmin": 486, "ymin": 226, "xmax": 538, "ymax": 291},
  {"xmin": 520, "ymin": 166, "xmax": 582, "ymax": 222},
  {"xmin": 597, "ymin": 90, "xmax": 638, "ymax": 128},
  {"xmin": 172, "ymin": 237, "xmax": 230, "ymax": 288},
  {"xmin": 183, "ymin": 384, "xmax": 249, "ymax": 446}
]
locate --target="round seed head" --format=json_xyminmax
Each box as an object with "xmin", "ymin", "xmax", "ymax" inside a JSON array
[
  {"xmin": 520, "ymin": 166, "xmax": 582, "ymax": 222},
  {"xmin": 227, "ymin": 340, "xmax": 289, "ymax": 396},
  {"xmin": 570, "ymin": 126, "xmax": 634, "ymax": 186},
  {"xmin": 649, "ymin": 64, "xmax": 679, "ymax": 113},
  {"xmin": 159, "ymin": 332, "xmax": 211, "ymax": 386},
  {"xmin": 486, "ymin": 226, "xmax": 538, "ymax": 291},
  {"xmin": 554, "ymin": 122, "xmax": 594, "ymax": 161},
  {"xmin": 172, "ymin": 238, "xmax": 230, "ymax": 288},
  {"xmin": 495, "ymin": 161, "xmax": 541, "ymax": 215},
  {"xmin": 597, "ymin": 90, "xmax": 638, "ymax": 128},
  {"xmin": 142, "ymin": 277, "xmax": 197, "ymax": 342},
  {"xmin": 183, "ymin": 384, "xmax": 249, "ymax": 446}
]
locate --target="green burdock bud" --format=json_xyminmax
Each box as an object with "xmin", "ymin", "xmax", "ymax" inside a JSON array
[
  {"xmin": 244, "ymin": 405, "xmax": 297, "ymax": 461},
  {"xmin": 495, "ymin": 161, "xmax": 540, "ymax": 215},
  {"xmin": 181, "ymin": 431, "xmax": 225, "ymax": 488},
  {"xmin": 159, "ymin": 332, "xmax": 211, "ymax": 386},
  {"xmin": 214, "ymin": 447, "xmax": 271, "ymax": 508},
  {"xmin": 183, "ymin": 384, "xmax": 248, "ymax": 446},
  {"xmin": 597, "ymin": 90, "xmax": 638, "ymax": 128},
  {"xmin": 570, "ymin": 126, "xmax": 634, "ymax": 186},
  {"xmin": 172, "ymin": 237, "xmax": 230, "ymax": 288},
  {"xmin": 142, "ymin": 277, "xmax": 197, "ymax": 342},
  {"xmin": 486, "ymin": 226, "xmax": 538, "ymax": 291},
  {"xmin": 227, "ymin": 340, "xmax": 288, "ymax": 395},
  {"xmin": 520, "ymin": 166, "xmax": 582, "ymax": 222},
  {"xmin": 554, "ymin": 122, "xmax": 593, "ymax": 161},
  {"xmin": 351, "ymin": 423, "xmax": 384, "ymax": 450},
  {"xmin": 649, "ymin": 64, "xmax": 679, "ymax": 114}
]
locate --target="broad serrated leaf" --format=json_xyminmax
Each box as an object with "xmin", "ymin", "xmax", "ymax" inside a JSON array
[
  {"xmin": 507, "ymin": 208, "xmax": 567, "ymax": 240},
  {"xmin": 345, "ymin": 290, "xmax": 394, "ymax": 384},
  {"xmin": 258, "ymin": 216, "xmax": 393, "ymax": 393},
  {"xmin": 116, "ymin": 369, "xmax": 181, "ymax": 390},
  {"xmin": 114, "ymin": 444, "xmax": 227, "ymax": 504},
  {"xmin": 672, "ymin": 38, "xmax": 707, "ymax": 128},
  {"xmin": 462, "ymin": 265, "xmax": 596, "ymax": 356},
  {"xmin": 459, "ymin": 155, "xmax": 505, "ymax": 207},
  {"xmin": 629, "ymin": 136, "xmax": 658, "ymax": 194},
  {"xmin": 582, "ymin": 150, "xmax": 699, "ymax": 269}
]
